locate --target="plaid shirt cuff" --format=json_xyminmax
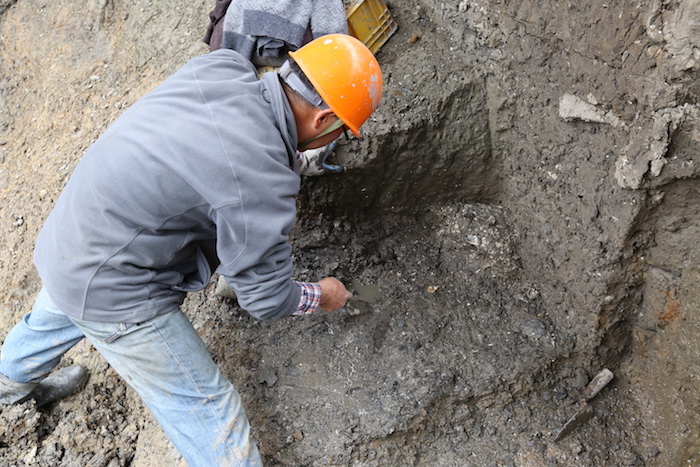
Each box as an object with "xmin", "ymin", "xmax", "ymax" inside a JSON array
[{"xmin": 292, "ymin": 281, "xmax": 322, "ymax": 316}]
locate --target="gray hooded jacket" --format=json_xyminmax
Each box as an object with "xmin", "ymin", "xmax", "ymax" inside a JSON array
[{"xmin": 34, "ymin": 49, "xmax": 302, "ymax": 323}]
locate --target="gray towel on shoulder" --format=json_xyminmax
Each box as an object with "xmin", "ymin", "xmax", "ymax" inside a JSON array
[{"xmin": 222, "ymin": 0, "xmax": 348, "ymax": 66}]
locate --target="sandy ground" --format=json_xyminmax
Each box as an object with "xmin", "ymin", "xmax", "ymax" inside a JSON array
[{"xmin": 1, "ymin": 0, "xmax": 699, "ymax": 465}]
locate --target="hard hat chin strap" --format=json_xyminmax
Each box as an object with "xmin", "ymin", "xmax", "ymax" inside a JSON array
[
  {"xmin": 279, "ymin": 60, "xmax": 328, "ymax": 110},
  {"xmin": 298, "ymin": 118, "xmax": 344, "ymax": 150}
]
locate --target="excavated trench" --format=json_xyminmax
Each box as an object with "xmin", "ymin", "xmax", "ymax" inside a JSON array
[{"xmin": 0, "ymin": 0, "xmax": 698, "ymax": 465}]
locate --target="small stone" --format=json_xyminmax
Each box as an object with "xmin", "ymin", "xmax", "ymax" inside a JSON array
[
  {"xmin": 519, "ymin": 318, "xmax": 546, "ymax": 338},
  {"xmin": 526, "ymin": 288, "xmax": 540, "ymax": 300},
  {"xmin": 258, "ymin": 367, "xmax": 277, "ymax": 387},
  {"xmin": 214, "ymin": 275, "xmax": 237, "ymax": 299}
]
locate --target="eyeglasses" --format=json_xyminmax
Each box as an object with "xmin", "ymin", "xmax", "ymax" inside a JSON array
[{"xmin": 341, "ymin": 125, "xmax": 351, "ymax": 142}]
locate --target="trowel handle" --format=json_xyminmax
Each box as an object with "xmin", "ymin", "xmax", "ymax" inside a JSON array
[{"xmin": 582, "ymin": 368, "xmax": 614, "ymax": 400}]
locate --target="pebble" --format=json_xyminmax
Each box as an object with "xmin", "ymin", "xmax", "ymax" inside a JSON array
[{"xmin": 519, "ymin": 318, "xmax": 546, "ymax": 338}]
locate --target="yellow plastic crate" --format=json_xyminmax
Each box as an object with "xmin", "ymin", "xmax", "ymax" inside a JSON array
[{"xmin": 345, "ymin": 0, "xmax": 398, "ymax": 54}]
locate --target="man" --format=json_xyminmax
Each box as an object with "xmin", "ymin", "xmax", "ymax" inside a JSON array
[{"xmin": 0, "ymin": 34, "xmax": 382, "ymax": 465}]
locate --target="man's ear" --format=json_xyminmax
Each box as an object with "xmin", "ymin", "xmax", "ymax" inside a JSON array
[{"xmin": 312, "ymin": 108, "xmax": 337, "ymax": 130}]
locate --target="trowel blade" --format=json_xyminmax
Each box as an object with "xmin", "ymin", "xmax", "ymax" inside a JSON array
[
  {"xmin": 554, "ymin": 368, "xmax": 614, "ymax": 441},
  {"xmin": 554, "ymin": 403, "xmax": 594, "ymax": 441},
  {"xmin": 345, "ymin": 281, "xmax": 379, "ymax": 315},
  {"xmin": 346, "ymin": 297, "xmax": 372, "ymax": 314},
  {"xmin": 350, "ymin": 281, "xmax": 380, "ymax": 302}
]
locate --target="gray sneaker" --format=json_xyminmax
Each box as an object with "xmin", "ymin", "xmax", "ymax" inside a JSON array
[
  {"xmin": 0, "ymin": 372, "xmax": 38, "ymax": 405},
  {"xmin": 33, "ymin": 365, "xmax": 89, "ymax": 407},
  {"xmin": 0, "ymin": 365, "xmax": 88, "ymax": 407}
]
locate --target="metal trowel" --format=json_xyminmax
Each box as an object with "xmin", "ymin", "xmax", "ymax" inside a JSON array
[
  {"xmin": 554, "ymin": 368, "xmax": 614, "ymax": 441},
  {"xmin": 345, "ymin": 281, "xmax": 379, "ymax": 315}
]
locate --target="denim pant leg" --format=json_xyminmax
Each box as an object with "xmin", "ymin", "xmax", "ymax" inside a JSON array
[
  {"xmin": 0, "ymin": 288, "xmax": 85, "ymax": 382},
  {"xmin": 69, "ymin": 308, "xmax": 262, "ymax": 467}
]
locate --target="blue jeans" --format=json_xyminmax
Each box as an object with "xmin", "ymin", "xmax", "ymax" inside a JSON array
[{"xmin": 0, "ymin": 288, "xmax": 262, "ymax": 466}]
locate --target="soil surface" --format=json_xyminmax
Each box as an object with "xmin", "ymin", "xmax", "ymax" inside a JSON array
[{"xmin": 1, "ymin": 0, "xmax": 699, "ymax": 465}]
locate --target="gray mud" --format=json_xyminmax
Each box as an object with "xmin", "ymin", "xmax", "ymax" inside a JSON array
[{"xmin": 1, "ymin": 0, "xmax": 698, "ymax": 465}]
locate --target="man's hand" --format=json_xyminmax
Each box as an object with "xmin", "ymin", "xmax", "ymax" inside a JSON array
[{"xmin": 318, "ymin": 277, "xmax": 350, "ymax": 312}]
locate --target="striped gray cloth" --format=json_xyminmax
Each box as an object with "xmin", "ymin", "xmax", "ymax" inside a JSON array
[{"xmin": 222, "ymin": 0, "xmax": 348, "ymax": 66}]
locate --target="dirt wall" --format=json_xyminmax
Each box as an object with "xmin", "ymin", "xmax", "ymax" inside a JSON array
[{"xmin": 0, "ymin": 0, "xmax": 698, "ymax": 465}]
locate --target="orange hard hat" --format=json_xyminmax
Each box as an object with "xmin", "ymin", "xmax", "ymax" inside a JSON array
[{"xmin": 289, "ymin": 34, "xmax": 383, "ymax": 137}]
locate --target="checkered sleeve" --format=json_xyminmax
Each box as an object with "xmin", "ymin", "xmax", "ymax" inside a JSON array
[{"xmin": 292, "ymin": 281, "xmax": 322, "ymax": 316}]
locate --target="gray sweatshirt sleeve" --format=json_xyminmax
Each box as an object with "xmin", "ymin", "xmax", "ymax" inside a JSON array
[
  {"xmin": 210, "ymin": 124, "xmax": 301, "ymax": 321},
  {"xmin": 194, "ymin": 49, "xmax": 302, "ymax": 321},
  {"xmin": 214, "ymin": 188, "xmax": 300, "ymax": 321}
]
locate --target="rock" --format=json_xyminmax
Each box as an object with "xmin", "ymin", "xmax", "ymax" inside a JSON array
[
  {"xmin": 558, "ymin": 94, "xmax": 622, "ymax": 127},
  {"xmin": 214, "ymin": 275, "xmax": 237, "ymax": 299},
  {"xmin": 258, "ymin": 367, "xmax": 278, "ymax": 387},
  {"xmin": 615, "ymin": 104, "xmax": 698, "ymax": 189},
  {"xmin": 519, "ymin": 317, "xmax": 546, "ymax": 339}
]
